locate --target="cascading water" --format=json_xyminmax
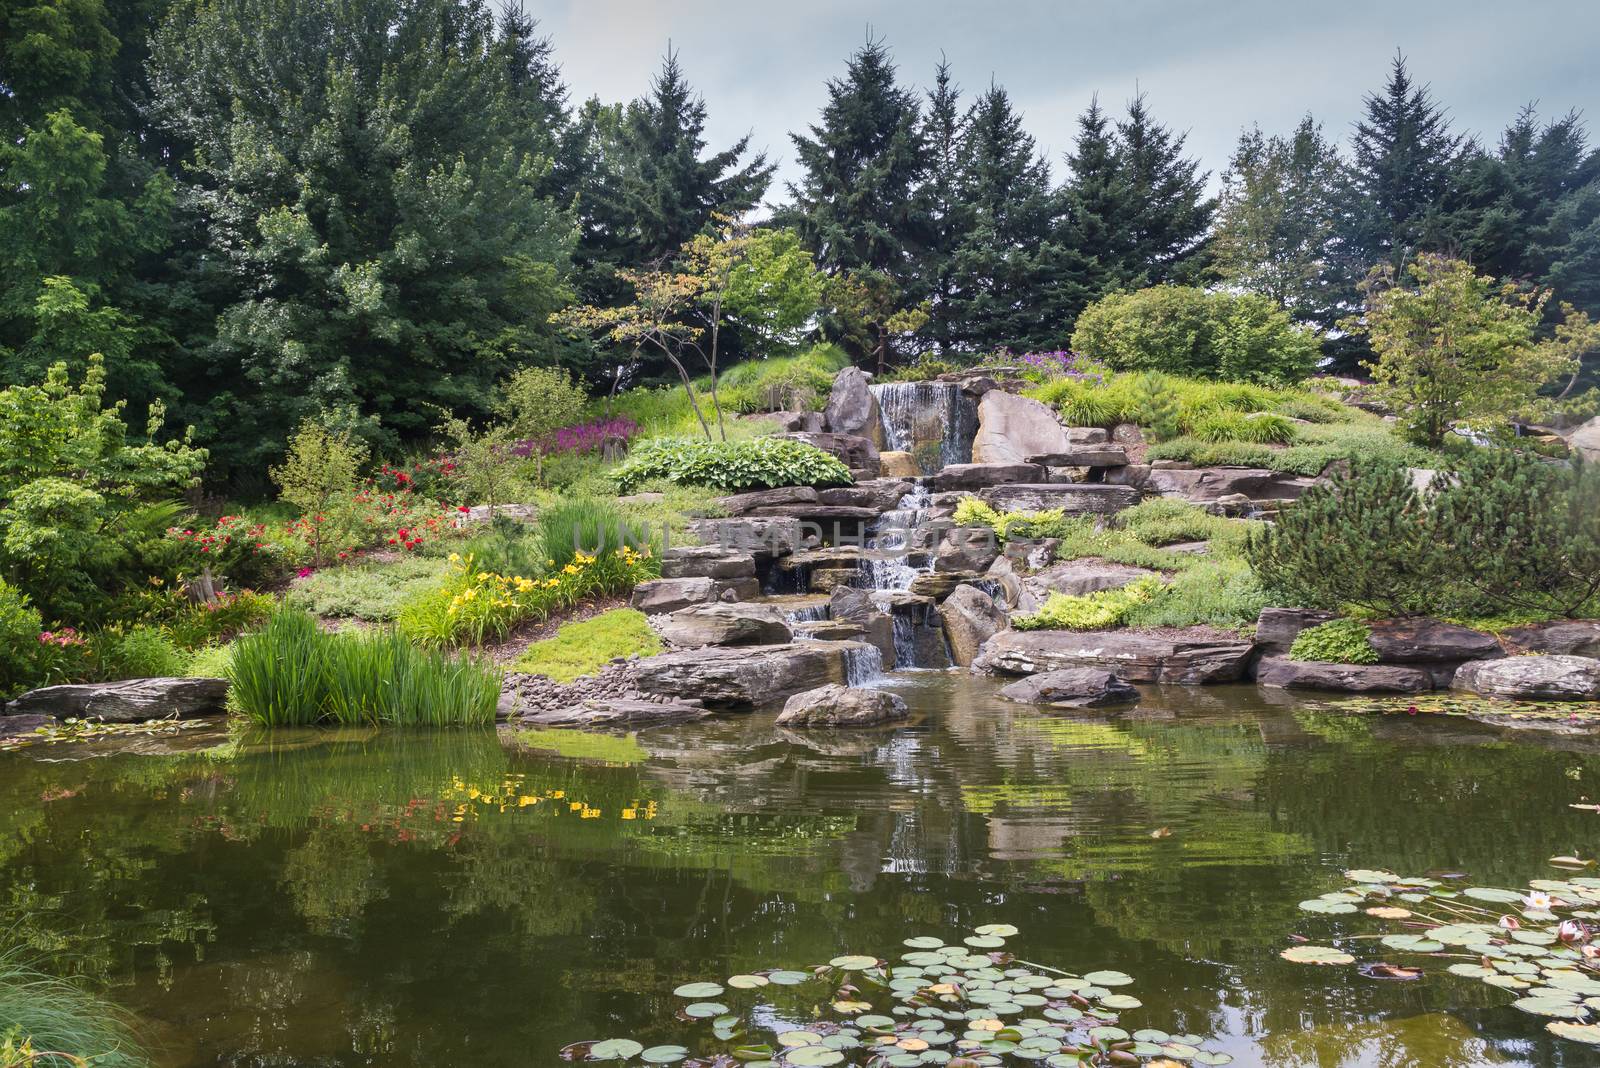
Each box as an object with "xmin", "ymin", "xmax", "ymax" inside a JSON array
[
  {"xmin": 842, "ymin": 642, "xmax": 886, "ymax": 686},
  {"xmin": 870, "ymin": 382, "xmax": 977, "ymax": 468},
  {"xmin": 852, "ymin": 483, "xmax": 951, "ymax": 670}
]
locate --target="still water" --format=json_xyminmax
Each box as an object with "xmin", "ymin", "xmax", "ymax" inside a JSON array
[{"xmin": 4, "ymin": 674, "xmax": 1600, "ymax": 1067}]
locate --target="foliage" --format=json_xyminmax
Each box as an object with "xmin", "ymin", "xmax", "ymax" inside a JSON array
[
  {"xmin": 1013, "ymin": 578, "xmax": 1164, "ymax": 631},
  {"xmin": 0, "ymin": 948, "xmax": 148, "ymax": 1068},
  {"xmin": 0, "ymin": 580, "xmax": 44, "ymax": 701},
  {"xmin": 84, "ymin": 624, "xmax": 188, "ymax": 680},
  {"xmin": 688, "ymin": 223, "xmax": 824, "ymax": 357},
  {"xmin": 1289, "ymin": 619, "xmax": 1380, "ymax": 664},
  {"xmin": 0, "ymin": 355, "xmax": 205, "ymax": 622},
  {"xmin": 1191, "ymin": 411, "xmax": 1298, "ymax": 445},
  {"xmin": 1349, "ymin": 255, "xmax": 1599, "ymax": 446},
  {"xmin": 1115, "ymin": 498, "xmax": 1243, "ymax": 548},
  {"xmin": 285, "ymin": 557, "xmax": 451, "ymax": 623},
  {"xmin": 538, "ymin": 498, "xmax": 660, "ymax": 571},
  {"xmin": 228, "ymin": 610, "xmax": 499, "ymax": 727},
  {"xmin": 1121, "ymin": 555, "xmax": 1268, "ymax": 630},
  {"xmin": 434, "ymin": 415, "xmax": 526, "ymax": 516},
  {"xmin": 1071, "ymin": 285, "xmax": 1320, "ymax": 384},
  {"xmin": 610, "ymin": 436, "xmax": 852, "ymax": 494},
  {"xmin": 496, "ymin": 366, "xmax": 589, "ymax": 457},
  {"xmin": 717, "ymin": 345, "xmax": 850, "ymax": 414},
  {"xmin": 511, "ymin": 609, "xmax": 662, "ymax": 682},
  {"xmin": 1144, "ymin": 420, "xmax": 1445, "ymax": 476},
  {"xmin": 952, "ymin": 498, "xmax": 1077, "ymax": 542},
  {"xmin": 270, "ymin": 421, "xmax": 370, "ymax": 566}
]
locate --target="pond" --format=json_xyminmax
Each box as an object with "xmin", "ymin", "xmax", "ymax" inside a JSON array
[{"xmin": 5, "ymin": 674, "xmax": 1600, "ymax": 1066}]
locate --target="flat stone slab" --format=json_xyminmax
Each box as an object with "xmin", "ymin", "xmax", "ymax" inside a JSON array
[
  {"xmin": 1025, "ymin": 448, "xmax": 1129, "ymax": 467},
  {"xmin": 660, "ymin": 545, "xmax": 757, "ymax": 580},
  {"xmin": 6, "ymin": 678, "xmax": 229, "ymax": 722},
  {"xmin": 1145, "ymin": 467, "xmax": 1317, "ymax": 503},
  {"xmin": 924, "ymin": 463, "xmax": 1046, "ymax": 492},
  {"xmin": 998, "ymin": 667, "xmax": 1140, "ymax": 708},
  {"xmin": 1367, "ymin": 618, "xmax": 1502, "ymax": 663},
  {"xmin": 1255, "ymin": 656, "xmax": 1434, "ymax": 694},
  {"xmin": 1452, "ymin": 655, "xmax": 1600, "ymax": 700},
  {"xmin": 977, "ymin": 483, "xmax": 1140, "ymax": 515},
  {"xmin": 630, "ymin": 577, "xmax": 717, "ymax": 615},
  {"xmin": 973, "ymin": 629, "xmax": 1254, "ymax": 684},
  {"xmin": 654, "ymin": 603, "xmax": 793, "ymax": 647},
  {"xmin": 634, "ymin": 640, "xmax": 876, "ymax": 711}
]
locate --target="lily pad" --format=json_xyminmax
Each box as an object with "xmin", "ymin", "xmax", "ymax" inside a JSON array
[
  {"xmin": 786, "ymin": 1048, "xmax": 845, "ymax": 1066},
  {"xmin": 767, "ymin": 970, "xmax": 810, "ymax": 985},
  {"xmin": 904, "ymin": 936, "xmax": 946, "ymax": 949},
  {"xmin": 1514, "ymin": 997, "xmax": 1590, "ymax": 1019},
  {"xmin": 1280, "ymin": 945, "xmax": 1354, "ymax": 965},
  {"xmin": 672, "ymin": 982, "xmax": 724, "ymax": 998},
  {"xmin": 1298, "ymin": 898, "xmax": 1357, "ymax": 914},
  {"xmin": 829, "ymin": 954, "xmax": 879, "ymax": 970},
  {"xmin": 728, "ymin": 974, "xmax": 769, "ymax": 989},
  {"xmin": 777, "ymin": 1031, "xmax": 821, "ymax": 1047},
  {"xmin": 1463, "ymin": 887, "xmax": 1526, "ymax": 904},
  {"xmin": 1098, "ymin": 994, "xmax": 1143, "ymax": 1010},
  {"xmin": 684, "ymin": 1002, "xmax": 728, "ymax": 1018},
  {"xmin": 639, "ymin": 1047, "xmax": 688, "ymax": 1065},
  {"xmin": 1549, "ymin": 1022, "xmax": 1600, "ymax": 1044},
  {"xmin": 589, "ymin": 1039, "xmax": 644, "ymax": 1060},
  {"xmin": 973, "ymin": 924, "xmax": 1019, "ymax": 938}
]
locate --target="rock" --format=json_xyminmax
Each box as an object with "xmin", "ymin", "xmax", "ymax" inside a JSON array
[
  {"xmin": 823, "ymin": 366, "xmax": 881, "ymax": 442},
  {"xmin": 1145, "ymin": 466, "xmax": 1318, "ymax": 503},
  {"xmin": 1255, "ymin": 657, "xmax": 1434, "ymax": 693},
  {"xmin": 1567, "ymin": 415, "xmax": 1600, "ymax": 465},
  {"xmin": 818, "ymin": 479, "xmax": 912, "ymax": 511},
  {"xmin": 776, "ymin": 683, "xmax": 909, "ymax": 728},
  {"xmin": 634, "ymin": 640, "xmax": 874, "ymax": 711},
  {"xmin": 1452, "ymin": 655, "xmax": 1600, "ymax": 700},
  {"xmin": 934, "ymin": 526, "xmax": 1001, "ymax": 573},
  {"xmin": 6, "ymin": 677, "xmax": 230, "ymax": 722},
  {"xmin": 977, "ymin": 483, "xmax": 1140, "ymax": 515},
  {"xmin": 1029, "ymin": 558, "xmax": 1156, "ymax": 597},
  {"xmin": 765, "ymin": 410, "xmax": 826, "ymax": 433},
  {"xmin": 716, "ymin": 577, "xmax": 761, "ymax": 602},
  {"xmin": 455, "ymin": 503, "xmax": 539, "ymax": 526},
  {"xmin": 719, "ymin": 486, "xmax": 818, "ymax": 516},
  {"xmin": 1025, "ymin": 447, "xmax": 1129, "ymax": 467},
  {"xmin": 655, "ymin": 603, "xmax": 794, "ymax": 647},
  {"xmin": 971, "ymin": 390, "xmax": 1073, "ymax": 465},
  {"xmin": 909, "ymin": 570, "xmax": 984, "ymax": 601},
  {"xmin": 938, "ymin": 584, "xmax": 1009, "ymax": 667},
  {"xmin": 924, "ymin": 463, "xmax": 1046, "ymax": 492},
  {"xmin": 998, "ymin": 668, "xmax": 1139, "ymax": 708},
  {"xmin": 515, "ymin": 697, "xmax": 712, "ymax": 727},
  {"xmin": 1254, "ymin": 608, "xmax": 1338, "ymax": 657},
  {"xmin": 1001, "ymin": 538, "xmax": 1061, "ymax": 572},
  {"xmin": 660, "ymin": 545, "xmax": 757, "ymax": 580},
  {"xmin": 1067, "ymin": 427, "xmax": 1110, "ymax": 445},
  {"xmin": 1104, "ymin": 463, "xmax": 1151, "ymax": 488},
  {"xmin": 689, "ymin": 517, "xmax": 804, "ymax": 558},
  {"xmin": 830, "ymin": 587, "xmax": 897, "ymax": 669},
  {"xmin": 630, "ymin": 577, "xmax": 717, "ymax": 614},
  {"xmin": 1366, "ymin": 619, "xmax": 1502, "ymax": 663},
  {"xmin": 1110, "ymin": 423, "xmax": 1144, "ymax": 447},
  {"xmin": 774, "ymin": 432, "xmax": 880, "ymax": 481},
  {"xmin": 880, "ymin": 450, "xmax": 920, "ymax": 478},
  {"xmin": 1501, "ymin": 621, "xmax": 1600, "ymax": 659},
  {"xmin": 973, "ymin": 629, "xmax": 1255, "ymax": 684},
  {"xmin": 0, "ymin": 714, "xmax": 53, "ymax": 737}
]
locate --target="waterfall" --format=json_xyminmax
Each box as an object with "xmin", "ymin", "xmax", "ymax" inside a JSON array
[
  {"xmin": 842, "ymin": 642, "xmax": 885, "ymax": 686},
  {"xmin": 855, "ymin": 484, "xmax": 931, "ymax": 592},
  {"xmin": 784, "ymin": 603, "xmax": 830, "ymax": 625},
  {"xmin": 870, "ymin": 382, "xmax": 977, "ymax": 468}
]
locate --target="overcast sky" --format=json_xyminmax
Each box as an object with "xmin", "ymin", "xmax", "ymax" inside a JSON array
[{"xmin": 528, "ymin": 0, "xmax": 1600, "ymax": 198}]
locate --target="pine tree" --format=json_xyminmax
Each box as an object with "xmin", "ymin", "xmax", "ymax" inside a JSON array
[
  {"xmin": 1115, "ymin": 93, "xmax": 1214, "ymax": 284},
  {"xmin": 915, "ymin": 58, "xmax": 968, "ymax": 352},
  {"xmin": 1055, "ymin": 97, "xmax": 1131, "ymax": 319},
  {"xmin": 495, "ymin": 4, "xmax": 575, "ymax": 199},
  {"xmin": 944, "ymin": 84, "xmax": 1069, "ymax": 352}
]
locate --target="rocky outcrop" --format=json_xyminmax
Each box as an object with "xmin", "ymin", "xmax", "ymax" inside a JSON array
[
  {"xmin": 909, "ymin": 570, "xmax": 985, "ymax": 601},
  {"xmin": 774, "ymin": 431, "xmax": 881, "ymax": 480},
  {"xmin": 924, "ymin": 462, "xmax": 1046, "ymax": 492},
  {"xmin": 630, "ymin": 577, "xmax": 718, "ymax": 614},
  {"xmin": 938, "ymin": 584, "xmax": 1008, "ymax": 667},
  {"xmin": 1026, "ymin": 447, "xmax": 1129, "ymax": 468},
  {"xmin": 1366, "ymin": 619, "xmax": 1502, "ymax": 664},
  {"xmin": 654, "ymin": 603, "xmax": 793, "ymax": 647},
  {"xmin": 689, "ymin": 517, "xmax": 805, "ymax": 558},
  {"xmin": 634, "ymin": 640, "xmax": 873, "ymax": 711},
  {"xmin": 934, "ymin": 527, "xmax": 1001, "ymax": 573},
  {"xmin": 1568, "ymin": 415, "xmax": 1600, "ymax": 465},
  {"xmin": 830, "ymin": 586, "xmax": 897, "ymax": 668},
  {"xmin": 998, "ymin": 668, "xmax": 1139, "ymax": 708},
  {"xmin": 1145, "ymin": 467, "xmax": 1317, "ymax": 503},
  {"xmin": 971, "ymin": 390, "xmax": 1073, "ymax": 465},
  {"xmin": 823, "ymin": 366, "xmax": 881, "ymax": 442},
  {"xmin": 977, "ymin": 483, "xmax": 1140, "ymax": 515},
  {"xmin": 1030, "ymin": 558, "xmax": 1156, "ymax": 597},
  {"xmin": 660, "ymin": 545, "xmax": 757, "ymax": 581},
  {"xmin": 1453, "ymin": 655, "xmax": 1600, "ymax": 700},
  {"xmin": 818, "ymin": 479, "xmax": 912, "ymax": 511},
  {"xmin": 1253, "ymin": 608, "xmax": 1338, "ymax": 657},
  {"xmin": 776, "ymin": 683, "xmax": 908, "ymax": 728},
  {"xmin": 973, "ymin": 629, "xmax": 1255, "ymax": 684},
  {"xmin": 505, "ymin": 661, "xmax": 710, "ymax": 726},
  {"xmin": 6, "ymin": 677, "xmax": 229, "ymax": 722},
  {"xmin": 880, "ymin": 451, "xmax": 920, "ymax": 478},
  {"xmin": 1255, "ymin": 657, "xmax": 1434, "ymax": 694},
  {"xmin": 1501, "ymin": 621, "xmax": 1600, "ymax": 659}
]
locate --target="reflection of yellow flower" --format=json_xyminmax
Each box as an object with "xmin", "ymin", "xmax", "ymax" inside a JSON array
[
  {"xmin": 551, "ymin": 790, "xmax": 564, "ymax": 799},
  {"xmin": 621, "ymin": 808, "xmax": 636, "ymax": 820}
]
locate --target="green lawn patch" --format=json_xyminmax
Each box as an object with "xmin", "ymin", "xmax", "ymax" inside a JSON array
[{"xmin": 512, "ymin": 608, "xmax": 662, "ymax": 683}]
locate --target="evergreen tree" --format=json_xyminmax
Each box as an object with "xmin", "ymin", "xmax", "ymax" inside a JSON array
[
  {"xmin": 495, "ymin": 4, "xmax": 576, "ymax": 200},
  {"xmin": 787, "ymin": 38, "xmax": 928, "ymax": 365},
  {"xmin": 148, "ymin": 0, "xmax": 577, "ymax": 478},
  {"xmin": 944, "ymin": 84, "xmax": 1070, "ymax": 352},
  {"xmin": 1344, "ymin": 53, "xmax": 1466, "ymax": 273},
  {"xmin": 916, "ymin": 58, "xmax": 968, "ymax": 352},
  {"xmin": 1211, "ymin": 116, "xmax": 1348, "ymax": 332},
  {"xmin": 1115, "ymin": 93, "xmax": 1214, "ymax": 284},
  {"xmin": 1058, "ymin": 96, "xmax": 1135, "ymax": 308}
]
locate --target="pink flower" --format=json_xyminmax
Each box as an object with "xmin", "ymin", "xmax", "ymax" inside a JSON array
[{"xmin": 296, "ymin": 567, "xmax": 313, "ymax": 579}]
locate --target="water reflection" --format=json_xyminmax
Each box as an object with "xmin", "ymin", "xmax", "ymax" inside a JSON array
[{"xmin": 3, "ymin": 676, "xmax": 1600, "ymax": 1065}]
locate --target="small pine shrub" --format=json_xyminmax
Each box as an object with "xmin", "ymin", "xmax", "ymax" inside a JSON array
[{"xmin": 1289, "ymin": 619, "xmax": 1380, "ymax": 664}]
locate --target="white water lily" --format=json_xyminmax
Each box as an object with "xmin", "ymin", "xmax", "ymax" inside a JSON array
[{"xmin": 1525, "ymin": 891, "xmax": 1556, "ymax": 910}]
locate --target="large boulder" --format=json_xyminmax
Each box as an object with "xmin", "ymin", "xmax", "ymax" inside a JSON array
[
  {"xmin": 938, "ymin": 584, "xmax": 1008, "ymax": 667},
  {"xmin": 971, "ymin": 390, "xmax": 1072, "ymax": 465},
  {"xmin": 823, "ymin": 366, "xmax": 882, "ymax": 442},
  {"xmin": 1254, "ymin": 608, "xmax": 1338, "ymax": 657},
  {"xmin": 655, "ymin": 603, "xmax": 794, "ymax": 647},
  {"xmin": 719, "ymin": 486, "xmax": 818, "ymax": 516},
  {"xmin": 880, "ymin": 451, "xmax": 920, "ymax": 478},
  {"xmin": 972, "ymin": 629, "xmax": 1255, "ymax": 684},
  {"xmin": 776, "ymin": 683, "xmax": 909, "ymax": 728},
  {"xmin": 1030, "ymin": 558, "xmax": 1156, "ymax": 598},
  {"xmin": 635, "ymin": 640, "xmax": 874, "ymax": 711},
  {"xmin": 830, "ymin": 586, "xmax": 897, "ymax": 668},
  {"xmin": 1145, "ymin": 467, "xmax": 1318, "ymax": 503},
  {"xmin": 774, "ymin": 431, "xmax": 881, "ymax": 480},
  {"xmin": 924, "ymin": 463, "xmax": 1046, "ymax": 492},
  {"xmin": 1255, "ymin": 657, "xmax": 1433, "ymax": 694},
  {"xmin": 998, "ymin": 668, "xmax": 1139, "ymax": 708},
  {"xmin": 1501, "ymin": 621, "xmax": 1600, "ymax": 659},
  {"xmin": 6, "ymin": 677, "xmax": 229, "ymax": 722},
  {"xmin": 689, "ymin": 517, "xmax": 805, "ymax": 559},
  {"xmin": 660, "ymin": 545, "xmax": 757, "ymax": 581},
  {"xmin": 1452, "ymin": 655, "xmax": 1600, "ymax": 700},
  {"xmin": 978, "ymin": 483, "xmax": 1140, "ymax": 515},
  {"xmin": 630, "ymin": 577, "xmax": 717, "ymax": 615},
  {"xmin": 1026, "ymin": 446, "xmax": 1129, "ymax": 468},
  {"xmin": 935, "ymin": 527, "xmax": 1001, "ymax": 574},
  {"xmin": 818, "ymin": 479, "xmax": 912, "ymax": 512},
  {"xmin": 1366, "ymin": 619, "xmax": 1502, "ymax": 663},
  {"xmin": 1568, "ymin": 415, "xmax": 1600, "ymax": 465}
]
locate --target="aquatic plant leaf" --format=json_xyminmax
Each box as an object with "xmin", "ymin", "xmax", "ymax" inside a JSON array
[
  {"xmin": 1549, "ymin": 1022, "xmax": 1600, "ymax": 1044},
  {"xmin": 639, "ymin": 1047, "xmax": 688, "ymax": 1064},
  {"xmin": 672, "ymin": 981, "xmax": 724, "ymax": 998},
  {"xmin": 777, "ymin": 1031, "xmax": 821, "ymax": 1047},
  {"xmin": 1515, "ymin": 997, "xmax": 1590, "ymax": 1018},
  {"xmin": 785, "ymin": 1048, "xmax": 844, "ymax": 1066},
  {"xmin": 1280, "ymin": 946, "xmax": 1354, "ymax": 965},
  {"xmin": 684, "ymin": 1002, "xmax": 727, "ymax": 1018},
  {"xmin": 1083, "ymin": 970, "xmax": 1133, "ymax": 986},
  {"xmin": 963, "ymin": 935, "xmax": 1005, "ymax": 949},
  {"xmin": 829, "ymin": 954, "xmax": 879, "ymax": 970},
  {"xmin": 973, "ymin": 924, "xmax": 1019, "ymax": 937},
  {"xmin": 1365, "ymin": 907, "xmax": 1411, "ymax": 919},
  {"xmin": 1343, "ymin": 869, "xmax": 1400, "ymax": 883},
  {"xmin": 1098, "ymin": 994, "xmax": 1143, "ymax": 1009},
  {"xmin": 1298, "ymin": 898, "xmax": 1356, "ymax": 914},
  {"xmin": 904, "ymin": 936, "xmax": 946, "ymax": 949},
  {"xmin": 1193, "ymin": 1055, "xmax": 1234, "ymax": 1066},
  {"xmin": 1447, "ymin": 963, "xmax": 1496, "ymax": 978},
  {"xmin": 588, "ymin": 1039, "xmax": 644, "ymax": 1060},
  {"xmin": 767, "ymin": 970, "xmax": 810, "ymax": 985},
  {"xmin": 1463, "ymin": 887, "xmax": 1526, "ymax": 904},
  {"xmin": 728, "ymin": 974, "xmax": 769, "ymax": 989}
]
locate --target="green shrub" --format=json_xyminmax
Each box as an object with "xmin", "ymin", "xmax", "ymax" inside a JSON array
[
  {"xmin": 1071, "ymin": 285, "xmax": 1320, "ymax": 384},
  {"xmin": 512, "ymin": 608, "xmax": 663, "ymax": 682},
  {"xmin": 228, "ymin": 610, "xmax": 499, "ymax": 727},
  {"xmin": 86, "ymin": 625, "xmax": 187, "ymax": 679},
  {"xmin": 1191, "ymin": 411, "xmax": 1297, "ymax": 445},
  {"xmin": 952, "ymin": 498, "xmax": 1078, "ymax": 542},
  {"xmin": 1013, "ymin": 578, "xmax": 1163, "ymax": 631},
  {"xmin": 0, "ymin": 580, "xmax": 43, "ymax": 700},
  {"xmin": 270, "ymin": 420, "xmax": 369, "ymax": 566},
  {"xmin": 537, "ymin": 498, "xmax": 659, "ymax": 571},
  {"xmin": 0, "ymin": 948, "xmax": 149, "ymax": 1068},
  {"xmin": 185, "ymin": 642, "xmax": 235, "ymax": 680},
  {"xmin": 1122, "ymin": 556, "xmax": 1268, "ymax": 630},
  {"xmin": 285, "ymin": 557, "xmax": 450, "ymax": 622},
  {"xmin": 1289, "ymin": 619, "xmax": 1380, "ymax": 664},
  {"xmin": 1114, "ymin": 499, "xmax": 1241, "ymax": 548},
  {"xmin": 611, "ymin": 436, "xmax": 852, "ymax": 494}
]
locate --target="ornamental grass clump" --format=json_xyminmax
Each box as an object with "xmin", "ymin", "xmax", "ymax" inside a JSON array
[
  {"xmin": 0, "ymin": 947, "xmax": 149, "ymax": 1068},
  {"xmin": 228, "ymin": 610, "xmax": 498, "ymax": 727}
]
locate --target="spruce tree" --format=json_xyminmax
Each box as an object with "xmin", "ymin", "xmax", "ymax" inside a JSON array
[
  {"xmin": 916, "ymin": 58, "xmax": 968, "ymax": 352},
  {"xmin": 1115, "ymin": 93, "xmax": 1215, "ymax": 284},
  {"xmin": 1056, "ymin": 97, "xmax": 1131, "ymax": 318}
]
